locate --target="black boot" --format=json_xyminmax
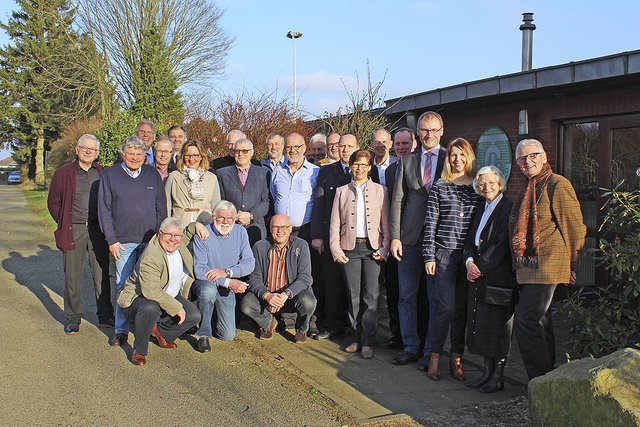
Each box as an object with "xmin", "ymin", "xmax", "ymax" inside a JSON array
[
  {"xmin": 464, "ymin": 357, "xmax": 495, "ymax": 389},
  {"xmin": 479, "ymin": 358, "xmax": 506, "ymax": 393}
]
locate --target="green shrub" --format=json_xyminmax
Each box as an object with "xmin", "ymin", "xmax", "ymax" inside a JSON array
[
  {"xmin": 563, "ymin": 185, "xmax": 640, "ymax": 357},
  {"xmin": 96, "ymin": 110, "xmax": 143, "ymax": 166}
]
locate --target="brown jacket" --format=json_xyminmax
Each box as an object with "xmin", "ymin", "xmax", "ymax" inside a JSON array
[
  {"xmin": 510, "ymin": 173, "xmax": 586, "ymax": 285},
  {"xmin": 329, "ymin": 179, "xmax": 390, "ymax": 261},
  {"xmin": 117, "ymin": 234, "xmax": 195, "ymax": 316}
]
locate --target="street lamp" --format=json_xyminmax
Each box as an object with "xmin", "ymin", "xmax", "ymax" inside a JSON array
[{"xmin": 286, "ymin": 30, "xmax": 302, "ymax": 115}]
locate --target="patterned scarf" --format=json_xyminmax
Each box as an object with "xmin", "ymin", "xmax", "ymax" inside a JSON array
[
  {"xmin": 184, "ymin": 168, "xmax": 205, "ymax": 201},
  {"xmin": 511, "ymin": 162, "xmax": 553, "ymax": 268}
]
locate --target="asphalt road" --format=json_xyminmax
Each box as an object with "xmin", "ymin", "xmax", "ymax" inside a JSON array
[{"xmin": 0, "ymin": 185, "xmax": 342, "ymax": 426}]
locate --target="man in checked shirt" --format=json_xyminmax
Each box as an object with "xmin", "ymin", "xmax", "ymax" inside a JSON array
[{"xmin": 240, "ymin": 214, "xmax": 317, "ymax": 343}]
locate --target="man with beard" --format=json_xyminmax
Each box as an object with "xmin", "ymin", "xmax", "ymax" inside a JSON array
[
  {"xmin": 261, "ymin": 132, "xmax": 286, "ymax": 172},
  {"xmin": 192, "ymin": 200, "xmax": 255, "ymax": 353}
]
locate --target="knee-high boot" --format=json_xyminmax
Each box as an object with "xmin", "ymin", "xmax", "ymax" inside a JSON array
[
  {"xmin": 479, "ymin": 358, "xmax": 506, "ymax": 393},
  {"xmin": 464, "ymin": 356, "xmax": 495, "ymax": 389}
]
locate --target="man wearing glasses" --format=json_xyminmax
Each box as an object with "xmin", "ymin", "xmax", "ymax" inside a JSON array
[
  {"xmin": 48, "ymin": 134, "xmax": 114, "ymax": 335},
  {"xmin": 136, "ymin": 120, "xmax": 157, "ymax": 165},
  {"xmin": 270, "ymin": 133, "xmax": 320, "ymax": 241},
  {"xmin": 153, "ymin": 136, "xmax": 175, "ymax": 182},
  {"xmin": 217, "ymin": 138, "xmax": 270, "ymax": 247},
  {"xmin": 316, "ymin": 132, "xmax": 341, "ymax": 166},
  {"xmin": 211, "ymin": 129, "xmax": 261, "ymax": 172},
  {"xmin": 117, "ymin": 217, "xmax": 202, "ymax": 365},
  {"xmin": 389, "ymin": 111, "xmax": 447, "ymax": 366},
  {"xmin": 192, "ymin": 201, "xmax": 255, "ymax": 353},
  {"xmin": 240, "ymin": 214, "xmax": 316, "ymax": 343}
]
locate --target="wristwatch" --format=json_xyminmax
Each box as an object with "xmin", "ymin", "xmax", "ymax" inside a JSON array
[
  {"xmin": 249, "ymin": 212, "xmax": 254, "ymax": 224},
  {"xmin": 284, "ymin": 289, "xmax": 293, "ymax": 299},
  {"xmin": 225, "ymin": 268, "xmax": 232, "ymax": 278}
]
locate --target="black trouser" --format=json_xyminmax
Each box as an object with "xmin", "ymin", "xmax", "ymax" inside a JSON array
[
  {"xmin": 240, "ymin": 289, "xmax": 317, "ymax": 333},
  {"xmin": 124, "ymin": 294, "xmax": 201, "ymax": 355},
  {"xmin": 292, "ymin": 223, "xmax": 322, "ymax": 332},
  {"xmin": 321, "ymin": 246, "xmax": 347, "ymax": 332},
  {"xmin": 515, "ymin": 283, "xmax": 557, "ymax": 380},
  {"xmin": 62, "ymin": 224, "xmax": 113, "ymax": 324},
  {"xmin": 383, "ymin": 257, "xmax": 401, "ymax": 341},
  {"xmin": 341, "ymin": 240, "xmax": 381, "ymax": 346}
]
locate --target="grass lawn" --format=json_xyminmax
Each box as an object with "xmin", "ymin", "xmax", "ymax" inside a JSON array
[{"xmin": 21, "ymin": 186, "xmax": 57, "ymax": 232}]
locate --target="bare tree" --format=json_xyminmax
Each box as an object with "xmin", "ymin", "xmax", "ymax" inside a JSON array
[
  {"xmin": 77, "ymin": 0, "xmax": 234, "ymax": 107},
  {"xmin": 319, "ymin": 60, "xmax": 399, "ymax": 149}
]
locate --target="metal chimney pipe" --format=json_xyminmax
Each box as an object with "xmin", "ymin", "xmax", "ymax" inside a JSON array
[{"xmin": 520, "ymin": 12, "xmax": 536, "ymax": 71}]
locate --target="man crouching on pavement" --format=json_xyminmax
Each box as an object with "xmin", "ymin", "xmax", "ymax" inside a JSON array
[
  {"xmin": 240, "ymin": 214, "xmax": 316, "ymax": 343},
  {"xmin": 192, "ymin": 200, "xmax": 255, "ymax": 353},
  {"xmin": 117, "ymin": 217, "xmax": 204, "ymax": 365}
]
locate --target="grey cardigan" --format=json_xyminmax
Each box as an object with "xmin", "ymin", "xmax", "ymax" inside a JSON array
[{"xmin": 247, "ymin": 236, "xmax": 313, "ymax": 299}]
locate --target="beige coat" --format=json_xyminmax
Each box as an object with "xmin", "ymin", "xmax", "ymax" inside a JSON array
[
  {"xmin": 165, "ymin": 170, "xmax": 221, "ymax": 227},
  {"xmin": 117, "ymin": 235, "xmax": 195, "ymax": 316},
  {"xmin": 329, "ymin": 179, "xmax": 390, "ymax": 261},
  {"xmin": 510, "ymin": 173, "xmax": 586, "ymax": 285}
]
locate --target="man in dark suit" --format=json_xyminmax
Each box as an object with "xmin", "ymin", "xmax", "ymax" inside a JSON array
[
  {"xmin": 168, "ymin": 125, "xmax": 187, "ymax": 166},
  {"xmin": 211, "ymin": 129, "xmax": 261, "ymax": 172},
  {"xmin": 389, "ymin": 111, "xmax": 447, "ymax": 365},
  {"xmin": 382, "ymin": 128, "xmax": 418, "ymax": 349},
  {"xmin": 217, "ymin": 137, "xmax": 271, "ymax": 247},
  {"xmin": 310, "ymin": 134, "xmax": 379, "ymax": 339}
]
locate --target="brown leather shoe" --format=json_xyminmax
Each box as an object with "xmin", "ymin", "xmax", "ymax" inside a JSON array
[
  {"xmin": 131, "ymin": 350, "xmax": 146, "ymax": 365},
  {"xmin": 294, "ymin": 331, "xmax": 307, "ymax": 344},
  {"xmin": 259, "ymin": 316, "xmax": 278, "ymax": 340},
  {"xmin": 450, "ymin": 352, "xmax": 465, "ymax": 381},
  {"xmin": 345, "ymin": 342, "xmax": 360, "ymax": 353},
  {"xmin": 151, "ymin": 325, "xmax": 177, "ymax": 348},
  {"xmin": 427, "ymin": 353, "xmax": 441, "ymax": 381}
]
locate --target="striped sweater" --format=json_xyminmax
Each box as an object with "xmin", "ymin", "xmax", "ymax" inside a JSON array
[{"xmin": 422, "ymin": 179, "xmax": 483, "ymax": 261}]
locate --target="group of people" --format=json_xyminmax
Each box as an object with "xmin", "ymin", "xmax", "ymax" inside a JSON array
[{"xmin": 47, "ymin": 114, "xmax": 586, "ymax": 391}]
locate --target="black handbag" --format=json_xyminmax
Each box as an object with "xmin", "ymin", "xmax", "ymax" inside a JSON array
[{"xmin": 484, "ymin": 286, "xmax": 513, "ymax": 307}]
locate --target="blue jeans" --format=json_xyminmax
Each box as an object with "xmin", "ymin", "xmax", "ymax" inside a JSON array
[
  {"xmin": 194, "ymin": 280, "xmax": 237, "ymax": 340},
  {"xmin": 397, "ymin": 243, "xmax": 433, "ymax": 354},
  {"xmin": 114, "ymin": 242, "xmax": 144, "ymax": 334}
]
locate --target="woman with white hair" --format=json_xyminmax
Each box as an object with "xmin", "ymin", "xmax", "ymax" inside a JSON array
[{"xmin": 463, "ymin": 165, "xmax": 515, "ymax": 393}]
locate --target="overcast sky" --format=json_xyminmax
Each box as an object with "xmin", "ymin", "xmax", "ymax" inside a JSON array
[{"xmin": 1, "ymin": 0, "xmax": 639, "ymax": 159}]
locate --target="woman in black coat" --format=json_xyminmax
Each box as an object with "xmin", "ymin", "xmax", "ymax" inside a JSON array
[{"xmin": 463, "ymin": 165, "xmax": 515, "ymax": 393}]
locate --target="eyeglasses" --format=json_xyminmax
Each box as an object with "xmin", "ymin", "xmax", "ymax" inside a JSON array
[
  {"xmin": 327, "ymin": 143, "xmax": 339, "ymax": 147},
  {"xmin": 156, "ymin": 150, "xmax": 172, "ymax": 155},
  {"xmin": 351, "ymin": 163, "xmax": 370, "ymax": 169},
  {"xmin": 214, "ymin": 216, "xmax": 235, "ymax": 223},
  {"xmin": 418, "ymin": 126, "xmax": 443, "ymax": 134},
  {"xmin": 478, "ymin": 181, "xmax": 499, "ymax": 188},
  {"xmin": 271, "ymin": 225, "xmax": 291, "ymax": 231},
  {"xmin": 516, "ymin": 152, "xmax": 542, "ymax": 165},
  {"xmin": 160, "ymin": 231, "xmax": 183, "ymax": 240},
  {"xmin": 137, "ymin": 130, "xmax": 155, "ymax": 136},
  {"xmin": 235, "ymin": 149, "xmax": 253, "ymax": 155},
  {"xmin": 183, "ymin": 154, "xmax": 202, "ymax": 159},
  {"xmin": 285, "ymin": 144, "xmax": 305, "ymax": 152},
  {"xmin": 77, "ymin": 146, "xmax": 98, "ymax": 153}
]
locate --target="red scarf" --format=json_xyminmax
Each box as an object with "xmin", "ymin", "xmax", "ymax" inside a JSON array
[{"xmin": 511, "ymin": 162, "xmax": 553, "ymax": 268}]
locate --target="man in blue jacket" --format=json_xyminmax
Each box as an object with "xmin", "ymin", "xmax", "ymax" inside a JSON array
[{"xmin": 240, "ymin": 214, "xmax": 316, "ymax": 343}]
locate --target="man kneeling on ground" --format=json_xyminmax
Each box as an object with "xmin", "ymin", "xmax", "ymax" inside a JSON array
[
  {"xmin": 241, "ymin": 214, "xmax": 316, "ymax": 343},
  {"xmin": 192, "ymin": 200, "xmax": 255, "ymax": 353},
  {"xmin": 117, "ymin": 217, "xmax": 204, "ymax": 365}
]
